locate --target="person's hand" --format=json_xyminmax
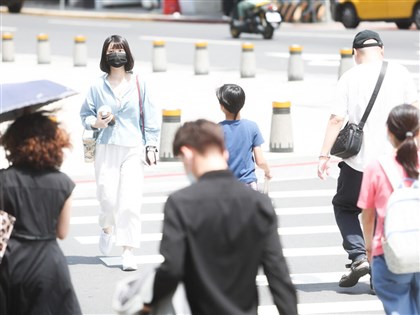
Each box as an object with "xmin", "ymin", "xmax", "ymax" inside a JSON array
[
  {"xmin": 140, "ymin": 304, "xmax": 152, "ymax": 315},
  {"xmin": 92, "ymin": 112, "xmax": 114, "ymax": 129},
  {"xmin": 366, "ymin": 248, "xmax": 372, "ymax": 263},
  {"xmin": 146, "ymin": 146, "xmax": 158, "ymax": 166},
  {"xmin": 264, "ymin": 172, "xmax": 272, "ymax": 180},
  {"xmin": 317, "ymin": 156, "xmax": 330, "ymax": 180}
]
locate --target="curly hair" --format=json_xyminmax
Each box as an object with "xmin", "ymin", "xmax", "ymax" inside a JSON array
[{"xmin": 0, "ymin": 111, "xmax": 72, "ymax": 170}]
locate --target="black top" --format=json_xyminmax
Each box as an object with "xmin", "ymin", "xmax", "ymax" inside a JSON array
[
  {"xmin": 151, "ymin": 170, "xmax": 297, "ymax": 315},
  {"xmin": 0, "ymin": 166, "xmax": 81, "ymax": 315}
]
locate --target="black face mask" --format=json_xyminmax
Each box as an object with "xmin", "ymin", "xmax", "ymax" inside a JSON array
[{"xmin": 106, "ymin": 52, "xmax": 127, "ymax": 68}]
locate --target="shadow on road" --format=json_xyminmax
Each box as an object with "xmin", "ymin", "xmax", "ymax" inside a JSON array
[{"xmin": 66, "ymin": 255, "xmax": 103, "ymax": 265}]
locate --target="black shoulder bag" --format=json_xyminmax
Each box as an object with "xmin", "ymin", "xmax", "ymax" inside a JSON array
[{"xmin": 330, "ymin": 61, "xmax": 388, "ymax": 159}]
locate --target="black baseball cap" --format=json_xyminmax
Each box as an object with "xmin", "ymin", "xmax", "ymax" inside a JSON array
[{"xmin": 352, "ymin": 30, "xmax": 383, "ymax": 53}]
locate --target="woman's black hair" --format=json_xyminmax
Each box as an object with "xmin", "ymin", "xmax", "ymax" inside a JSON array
[
  {"xmin": 99, "ymin": 35, "xmax": 134, "ymax": 73},
  {"xmin": 216, "ymin": 84, "xmax": 245, "ymax": 120},
  {"xmin": 386, "ymin": 104, "xmax": 420, "ymax": 179}
]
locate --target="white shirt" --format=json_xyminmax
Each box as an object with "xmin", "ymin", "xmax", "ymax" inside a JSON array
[{"xmin": 331, "ymin": 60, "xmax": 418, "ymax": 172}]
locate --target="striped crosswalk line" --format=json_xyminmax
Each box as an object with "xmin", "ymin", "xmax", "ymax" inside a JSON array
[
  {"xmin": 259, "ymin": 300, "xmax": 383, "ymax": 315},
  {"xmin": 70, "ymin": 179, "xmax": 382, "ymax": 314}
]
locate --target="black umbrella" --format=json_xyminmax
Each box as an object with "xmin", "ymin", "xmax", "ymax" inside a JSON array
[{"xmin": 0, "ymin": 80, "xmax": 78, "ymax": 123}]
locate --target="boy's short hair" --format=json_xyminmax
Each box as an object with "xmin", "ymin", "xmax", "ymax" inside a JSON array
[
  {"xmin": 173, "ymin": 119, "xmax": 225, "ymax": 156},
  {"xmin": 216, "ymin": 84, "xmax": 245, "ymax": 115}
]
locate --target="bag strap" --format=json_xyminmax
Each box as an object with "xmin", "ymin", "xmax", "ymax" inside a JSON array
[
  {"xmin": 136, "ymin": 75, "xmax": 145, "ymax": 138},
  {"xmin": 358, "ymin": 61, "xmax": 388, "ymax": 130}
]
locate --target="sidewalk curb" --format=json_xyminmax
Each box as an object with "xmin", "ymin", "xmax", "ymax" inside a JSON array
[{"xmin": 0, "ymin": 6, "xmax": 228, "ymax": 24}]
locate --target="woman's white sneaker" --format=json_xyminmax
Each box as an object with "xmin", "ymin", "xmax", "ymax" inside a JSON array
[
  {"xmin": 99, "ymin": 230, "xmax": 113, "ymax": 256},
  {"xmin": 122, "ymin": 251, "xmax": 138, "ymax": 271}
]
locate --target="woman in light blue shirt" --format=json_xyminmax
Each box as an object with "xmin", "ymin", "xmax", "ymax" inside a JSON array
[{"xmin": 80, "ymin": 35, "xmax": 160, "ymax": 271}]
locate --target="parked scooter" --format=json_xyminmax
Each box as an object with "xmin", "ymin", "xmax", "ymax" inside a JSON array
[{"xmin": 230, "ymin": 0, "xmax": 282, "ymax": 39}]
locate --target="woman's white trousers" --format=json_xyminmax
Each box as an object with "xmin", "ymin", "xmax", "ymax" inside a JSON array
[{"xmin": 94, "ymin": 144, "xmax": 144, "ymax": 248}]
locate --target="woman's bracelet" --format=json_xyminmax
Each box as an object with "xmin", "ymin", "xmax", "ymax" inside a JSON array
[{"xmin": 318, "ymin": 155, "xmax": 330, "ymax": 160}]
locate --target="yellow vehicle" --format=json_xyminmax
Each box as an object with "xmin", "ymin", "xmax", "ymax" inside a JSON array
[
  {"xmin": 0, "ymin": 0, "xmax": 24, "ymax": 13},
  {"xmin": 330, "ymin": 0, "xmax": 420, "ymax": 29}
]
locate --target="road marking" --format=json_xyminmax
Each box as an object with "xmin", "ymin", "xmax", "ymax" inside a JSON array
[
  {"xmin": 278, "ymin": 225, "xmax": 338, "ymax": 235},
  {"xmin": 269, "ymin": 189, "xmax": 335, "ymax": 198},
  {"xmin": 100, "ymin": 254, "xmax": 164, "ymax": 266},
  {"xmin": 48, "ymin": 19, "xmax": 132, "ymax": 28},
  {"xmin": 266, "ymin": 51, "xmax": 420, "ymax": 67},
  {"xmin": 77, "ymin": 231, "xmax": 344, "ymax": 256},
  {"xmin": 139, "ymin": 35, "xmax": 241, "ymax": 46},
  {"xmin": 259, "ymin": 300, "xmax": 383, "ymax": 315},
  {"xmin": 70, "ymin": 207, "xmax": 331, "ymax": 225},
  {"xmin": 0, "ymin": 26, "xmax": 17, "ymax": 32},
  {"xmin": 72, "ymin": 196, "xmax": 168, "ymax": 207},
  {"xmin": 70, "ymin": 213, "xmax": 164, "ymax": 224},
  {"xmin": 278, "ymin": 31, "xmax": 354, "ymax": 39},
  {"xmin": 71, "ymin": 189, "xmax": 335, "ymax": 208},
  {"xmin": 276, "ymin": 206, "xmax": 332, "ymax": 215},
  {"xmin": 75, "ymin": 233, "xmax": 163, "ymax": 244},
  {"xmin": 74, "ymin": 225, "xmax": 339, "ymax": 244},
  {"xmin": 283, "ymin": 246, "xmax": 344, "ymax": 257}
]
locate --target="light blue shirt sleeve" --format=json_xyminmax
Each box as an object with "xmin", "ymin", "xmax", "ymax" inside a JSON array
[
  {"xmin": 140, "ymin": 80, "xmax": 161, "ymax": 147},
  {"xmin": 80, "ymin": 74, "xmax": 161, "ymax": 147}
]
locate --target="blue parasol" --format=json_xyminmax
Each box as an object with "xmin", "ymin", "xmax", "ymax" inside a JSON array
[{"xmin": 0, "ymin": 80, "xmax": 78, "ymax": 123}]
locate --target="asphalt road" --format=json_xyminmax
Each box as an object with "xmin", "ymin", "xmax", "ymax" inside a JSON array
[
  {"xmin": 67, "ymin": 160, "xmax": 385, "ymax": 315},
  {"xmin": 1, "ymin": 8, "xmax": 418, "ymax": 314},
  {"xmin": 1, "ymin": 12, "xmax": 419, "ymax": 76}
]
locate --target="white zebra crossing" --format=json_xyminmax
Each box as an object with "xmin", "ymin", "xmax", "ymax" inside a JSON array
[{"xmin": 71, "ymin": 180, "xmax": 383, "ymax": 314}]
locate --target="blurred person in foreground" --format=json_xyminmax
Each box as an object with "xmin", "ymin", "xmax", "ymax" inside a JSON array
[
  {"xmin": 140, "ymin": 119, "xmax": 297, "ymax": 315},
  {"xmin": 358, "ymin": 104, "xmax": 420, "ymax": 315},
  {"xmin": 0, "ymin": 111, "xmax": 81, "ymax": 315},
  {"xmin": 317, "ymin": 29, "xmax": 418, "ymax": 289}
]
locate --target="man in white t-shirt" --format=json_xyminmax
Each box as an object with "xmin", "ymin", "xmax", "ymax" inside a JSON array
[{"xmin": 317, "ymin": 30, "xmax": 418, "ymax": 289}]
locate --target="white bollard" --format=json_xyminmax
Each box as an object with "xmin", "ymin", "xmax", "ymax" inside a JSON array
[
  {"xmin": 240, "ymin": 42, "xmax": 256, "ymax": 78},
  {"xmin": 2, "ymin": 32, "xmax": 15, "ymax": 62},
  {"xmin": 73, "ymin": 35, "xmax": 87, "ymax": 67},
  {"xmin": 338, "ymin": 48, "xmax": 354, "ymax": 79},
  {"xmin": 287, "ymin": 45, "xmax": 304, "ymax": 81},
  {"xmin": 37, "ymin": 33, "xmax": 51, "ymax": 64},
  {"xmin": 269, "ymin": 101, "xmax": 294, "ymax": 152},
  {"xmin": 194, "ymin": 41, "xmax": 209, "ymax": 75},
  {"xmin": 159, "ymin": 109, "xmax": 181, "ymax": 161},
  {"xmin": 152, "ymin": 40, "xmax": 167, "ymax": 72}
]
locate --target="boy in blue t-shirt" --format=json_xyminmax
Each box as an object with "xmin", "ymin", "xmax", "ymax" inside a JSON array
[{"xmin": 216, "ymin": 83, "xmax": 272, "ymax": 189}]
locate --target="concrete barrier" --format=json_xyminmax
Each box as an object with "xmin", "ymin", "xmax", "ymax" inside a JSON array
[
  {"xmin": 159, "ymin": 109, "xmax": 181, "ymax": 161},
  {"xmin": 37, "ymin": 33, "xmax": 51, "ymax": 64},
  {"xmin": 152, "ymin": 39, "xmax": 167, "ymax": 72},
  {"xmin": 194, "ymin": 41, "xmax": 209, "ymax": 75},
  {"xmin": 269, "ymin": 101, "xmax": 293, "ymax": 152},
  {"xmin": 2, "ymin": 32, "xmax": 15, "ymax": 62},
  {"xmin": 73, "ymin": 35, "xmax": 87, "ymax": 67},
  {"xmin": 338, "ymin": 48, "xmax": 353, "ymax": 79},
  {"xmin": 288, "ymin": 45, "xmax": 304, "ymax": 81},
  {"xmin": 240, "ymin": 42, "xmax": 256, "ymax": 78}
]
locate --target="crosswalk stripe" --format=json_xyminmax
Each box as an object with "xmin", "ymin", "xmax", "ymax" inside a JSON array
[
  {"xmin": 95, "ymin": 246, "xmax": 345, "ymax": 262},
  {"xmin": 278, "ymin": 225, "xmax": 338, "ymax": 235},
  {"xmin": 276, "ymin": 206, "xmax": 332, "ymax": 215},
  {"xmin": 70, "ymin": 207, "xmax": 331, "ymax": 225},
  {"xmin": 70, "ymin": 213, "xmax": 164, "ymax": 224},
  {"xmin": 74, "ymin": 226, "xmax": 339, "ymax": 245},
  {"xmin": 71, "ymin": 190, "xmax": 335, "ymax": 208},
  {"xmin": 259, "ymin": 300, "xmax": 383, "ymax": 314}
]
